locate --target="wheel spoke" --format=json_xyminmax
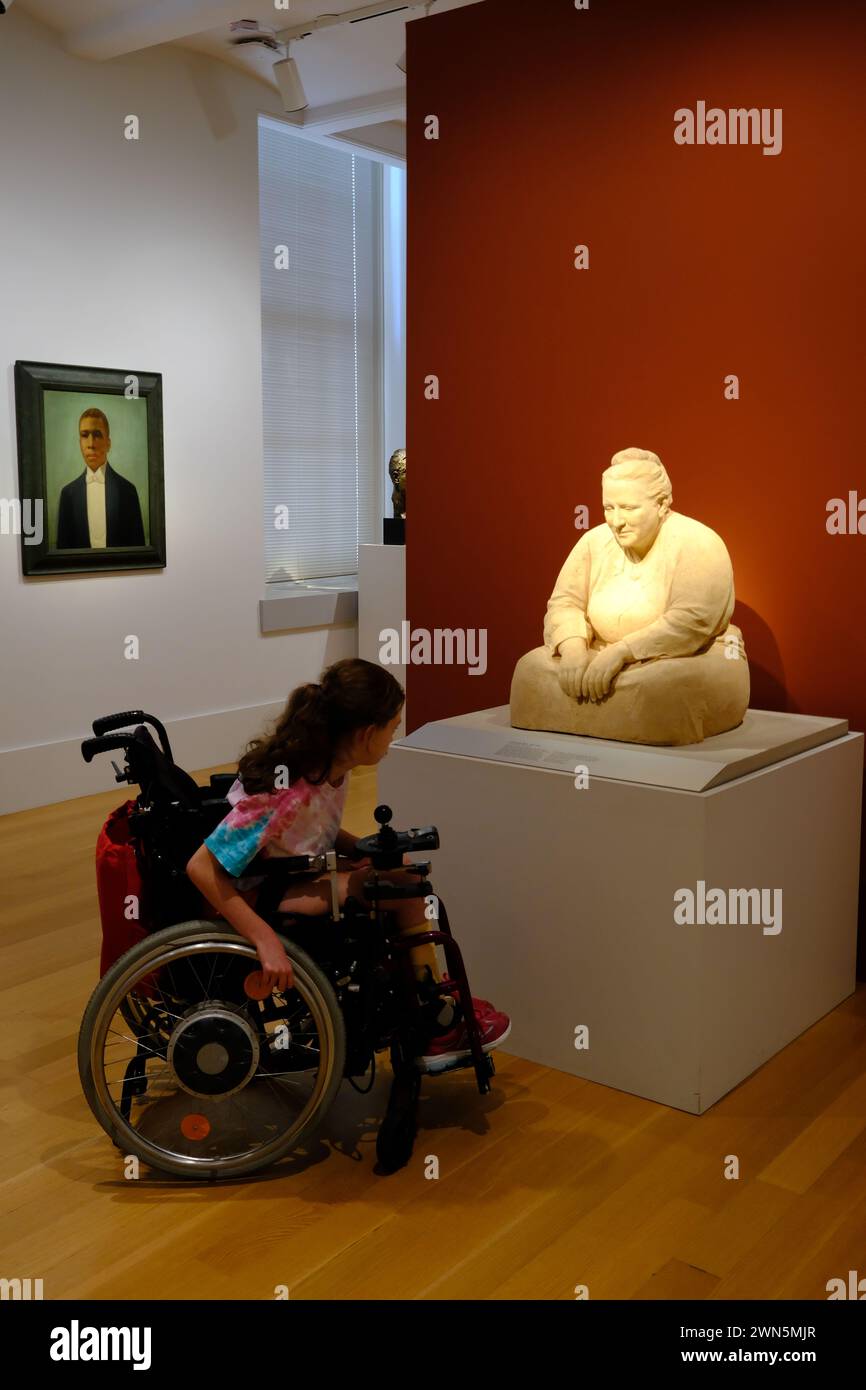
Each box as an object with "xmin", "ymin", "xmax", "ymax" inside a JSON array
[
  {"xmin": 253, "ymin": 1069, "xmax": 310, "ymax": 1101},
  {"xmin": 252, "ymin": 1070, "xmax": 314, "ymax": 1084},
  {"xmin": 105, "ymin": 1066, "xmax": 175, "ymax": 1098},
  {"xmin": 105, "ymin": 1027, "xmax": 167, "ymax": 1060}
]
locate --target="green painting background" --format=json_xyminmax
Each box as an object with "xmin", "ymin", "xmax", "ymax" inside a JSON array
[{"xmin": 43, "ymin": 390, "xmax": 150, "ymax": 548}]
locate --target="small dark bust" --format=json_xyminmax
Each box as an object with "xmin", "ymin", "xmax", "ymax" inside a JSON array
[{"xmin": 388, "ymin": 448, "xmax": 406, "ymax": 519}]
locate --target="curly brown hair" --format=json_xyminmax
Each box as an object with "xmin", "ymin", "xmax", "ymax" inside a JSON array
[{"xmin": 237, "ymin": 658, "xmax": 405, "ymax": 793}]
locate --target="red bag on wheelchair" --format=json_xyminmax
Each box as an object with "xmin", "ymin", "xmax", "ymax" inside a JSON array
[{"xmin": 95, "ymin": 800, "xmax": 151, "ymax": 977}]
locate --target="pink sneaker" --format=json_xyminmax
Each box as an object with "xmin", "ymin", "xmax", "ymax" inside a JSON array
[{"xmin": 417, "ymin": 1000, "xmax": 511, "ymax": 1073}]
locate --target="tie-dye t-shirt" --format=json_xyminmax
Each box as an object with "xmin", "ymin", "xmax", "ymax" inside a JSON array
[{"xmin": 203, "ymin": 772, "xmax": 350, "ymax": 881}]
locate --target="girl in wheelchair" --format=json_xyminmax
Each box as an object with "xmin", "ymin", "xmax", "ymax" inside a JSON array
[{"xmin": 186, "ymin": 657, "xmax": 510, "ymax": 1070}]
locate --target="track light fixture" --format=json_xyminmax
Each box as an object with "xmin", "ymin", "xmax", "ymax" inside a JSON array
[{"xmin": 273, "ymin": 42, "xmax": 308, "ymax": 114}]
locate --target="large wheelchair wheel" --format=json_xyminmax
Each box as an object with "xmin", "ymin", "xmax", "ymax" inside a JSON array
[{"xmin": 78, "ymin": 920, "xmax": 346, "ymax": 1180}]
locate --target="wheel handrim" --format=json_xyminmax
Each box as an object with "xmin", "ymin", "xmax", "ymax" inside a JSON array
[{"xmin": 88, "ymin": 933, "xmax": 338, "ymax": 1174}]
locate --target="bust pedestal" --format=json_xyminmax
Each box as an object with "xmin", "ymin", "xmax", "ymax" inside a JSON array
[{"xmin": 379, "ymin": 705, "xmax": 862, "ymax": 1112}]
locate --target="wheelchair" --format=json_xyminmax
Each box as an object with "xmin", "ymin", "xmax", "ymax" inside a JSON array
[{"xmin": 77, "ymin": 710, "xmax": 497, "ymax": 1180}]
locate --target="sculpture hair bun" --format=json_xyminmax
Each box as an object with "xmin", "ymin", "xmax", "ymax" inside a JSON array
[{"xmin": 605, "ymin": 447, "xmax": 672, "ymax": 502}]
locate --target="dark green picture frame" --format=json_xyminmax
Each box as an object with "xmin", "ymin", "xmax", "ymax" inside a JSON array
[{"xmin": 15, "ymin": 359, "xmax": 166, "ymax": 576}]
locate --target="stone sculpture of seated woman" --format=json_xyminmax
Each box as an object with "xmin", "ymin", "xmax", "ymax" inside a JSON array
[{"xmin": 510, "ymin": 448, "xmax": 750, "ymax": 746}]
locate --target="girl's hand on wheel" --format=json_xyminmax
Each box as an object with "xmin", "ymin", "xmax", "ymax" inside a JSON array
[{"xmin": 256, "ymin": 933, "xmax": 295, "ymax": 994}]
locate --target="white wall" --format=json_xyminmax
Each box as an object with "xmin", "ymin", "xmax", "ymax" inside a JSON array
[{"xmin": 0, "ymin": 10, "xmax": 357, "ymax": 813}]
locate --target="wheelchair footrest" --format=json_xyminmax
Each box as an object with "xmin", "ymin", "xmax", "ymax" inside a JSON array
[{"xmin": 415, "ymin": 1050, "xmax": 496, "ymax": 1077}]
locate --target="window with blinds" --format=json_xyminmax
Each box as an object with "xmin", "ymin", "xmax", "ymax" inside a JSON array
[{"xmin": 258, "ymin": 118, "xmax": 383, "ymax": 584}]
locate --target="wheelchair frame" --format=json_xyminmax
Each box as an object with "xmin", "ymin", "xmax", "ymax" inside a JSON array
[{"xmin": 78, "ymin": 709, "xmax": 497, "ymax": 1178}]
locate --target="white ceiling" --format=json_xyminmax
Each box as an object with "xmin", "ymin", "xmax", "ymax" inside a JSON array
[{"xmin": 15, "ymin": 0, "xmax": 485, "ymax": 158}]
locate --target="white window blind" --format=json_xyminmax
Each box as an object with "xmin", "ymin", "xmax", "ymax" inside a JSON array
[
  {"xmin": 383, "ymin": 164, "xmax": 407, "ymax": 483},
  {"xmin": 258, "ymin": 119, "xmax": 382, "ymax": 583}
]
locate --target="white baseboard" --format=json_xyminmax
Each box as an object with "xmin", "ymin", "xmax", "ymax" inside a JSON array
[{"xmin": 0, "ymin": 701, "xmax": 286, "ymax": 816}]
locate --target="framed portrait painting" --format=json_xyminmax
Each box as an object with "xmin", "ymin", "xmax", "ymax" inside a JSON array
[{"xmin": 15, "ymin": 360, "xmax": 166, "ymax": 575}]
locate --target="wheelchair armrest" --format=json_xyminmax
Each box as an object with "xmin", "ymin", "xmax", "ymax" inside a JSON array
[
  {"xmin": 362, "ymin": 876, "xmax": 432, "ymax": 901},
  {"xmin": 247, "ymin": 852, "xmax": 330, "ymax": 922},
  {"xmin": 249, "ymin": 852, "xmax": 326, "ymax": 879}
]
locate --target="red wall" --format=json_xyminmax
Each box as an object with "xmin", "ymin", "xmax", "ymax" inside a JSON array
[{"xmin": 406, "ymin": 0, "xmax": 866, "ymax": 966}]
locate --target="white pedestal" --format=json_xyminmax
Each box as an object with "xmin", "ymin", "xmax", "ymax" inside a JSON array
[
  {"xmin": 358, "ymin": 543, "xmax": 406, "ymax": 737},
  {"xmin": 379, "ymin": 707, "xmax": 863, "ymax": 1113}
]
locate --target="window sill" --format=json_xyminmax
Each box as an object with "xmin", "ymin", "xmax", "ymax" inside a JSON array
[{"xmin": 259, "ymin": 577, "xmax": 358, "ymax": 634}]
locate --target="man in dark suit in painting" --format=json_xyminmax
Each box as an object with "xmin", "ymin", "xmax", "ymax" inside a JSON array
[{"xmin": 56, "ymin": 407, "xmax": 145, "ymax": 548}]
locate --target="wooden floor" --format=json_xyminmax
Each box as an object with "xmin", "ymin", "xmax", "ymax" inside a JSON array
[{"xmin": 2, "ymin": 766, "xmax": 866, "ymax": 1301}]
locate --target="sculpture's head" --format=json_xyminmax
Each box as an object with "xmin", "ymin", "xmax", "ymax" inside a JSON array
[
  {"xmin": 602, "ymin": 447, "xmax": 672, "ymax": 559},
  {"xmin": 389, "ymin": 447, "xmax": 406, "ymax": 518},
  {"xmin": 388, "ymin": 448, "xmax": 406, "ymax": 486}
]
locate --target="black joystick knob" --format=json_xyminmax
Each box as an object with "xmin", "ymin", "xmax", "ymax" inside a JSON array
[{"xmin": 373, "ymin": 804, "xmax": 398, "ymax": 845}]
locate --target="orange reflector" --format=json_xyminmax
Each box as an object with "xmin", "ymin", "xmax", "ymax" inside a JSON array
[
  {"xmin": 181, "ymin": 1114, "xmax": 211, "ymax": 1141},
  {"xmin": 244, "ymin": 970, "xmax": 272, "ymax": 1000}
]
